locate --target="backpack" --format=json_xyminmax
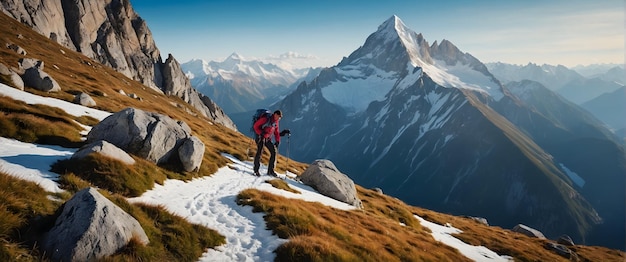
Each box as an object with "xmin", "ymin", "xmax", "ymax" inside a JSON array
[{"xmin": 250, "ymin": 109, "xmax": 272, "ymax": 134}]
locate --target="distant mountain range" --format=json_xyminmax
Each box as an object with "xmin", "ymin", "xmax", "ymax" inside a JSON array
[
  {"xmin": 181, "ymin": 53, "xmax": 320, "ymax": 115},
  {"xmin": 267, "ymin": 15, "xmax": 624, "ymax": 249},
  {"xmin": 179, "ymin": 15, "xmax": 624, "ymax": 250}
]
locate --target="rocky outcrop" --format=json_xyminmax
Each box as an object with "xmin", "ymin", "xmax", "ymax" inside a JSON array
[
  {"xmin": 86, "ymin": 107, "xmax": 204, "ymax": 171},
  {"xmin": 72, "ymin": 140, "xmax": 135, "ymax": 165},
  {"xmin": 0, "ymin": 0, "xmax": 236, "ymax": 130},
  {"xmin": 42, "ymin": 187, "xmax": 149, "ymax": 262},
  {"xmin": 300, "ymin": 160, "xmax": 363, "ymax": 209},
  {"xmin": 162, "ymin": 54, "xmax": 235, "ymax": 129}
]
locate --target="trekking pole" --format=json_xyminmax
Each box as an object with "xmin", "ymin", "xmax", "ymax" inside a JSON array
[{"xmin": 286, "ymin": 133, "xmax": 290, "ymax": 173}]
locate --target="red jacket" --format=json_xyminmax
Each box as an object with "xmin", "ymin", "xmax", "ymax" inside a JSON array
[{"xmin": 254, "ymin": 114, "xmax": 280, "ymax": 143}]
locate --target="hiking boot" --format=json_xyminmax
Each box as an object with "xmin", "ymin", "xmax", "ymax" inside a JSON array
[
  {"xmin": 254, "ymin": 171, "xmax": 261, "ymax": 177},
  {"xmin": 267, "ymin": 171, "xmax": 277, "ymax": 177}
]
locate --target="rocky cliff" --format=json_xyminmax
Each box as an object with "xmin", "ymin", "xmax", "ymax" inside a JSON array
[{"xmin": 0, "ymin": 0, "xmax": 235, "ymax": 129}]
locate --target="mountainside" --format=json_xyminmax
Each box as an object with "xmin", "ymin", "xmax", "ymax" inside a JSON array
[
  {"xmin": 556, "ymin": 77, "xmax": 624, "ymax": 104},
  {"xmin": 572, "ymin": 64, "xmax": 625, "ymax": 83},
  {"xmin": 581, "ymin": 86, "xmax": 626, "ymax": 133},
  {"xmin": 486, "ymin": 62, "xmax": 624, "ymax": 105},
  {"xmin": 0, "ymin": 0, "xmax": 235, "ymax": 129},
  {"xmin": 486, "ymin": 62, "xmax": 586, "ymax": 91},
  {"xmin": 0, "ymin": 5, "xmax": 625, "ymax": 260},
  {"xmin": 276, "ymin": 15, "xmax": 626, "ymax": 249},
  {"xmin": 182, "ymin": 54, "xmax": 310, "ymax": 115}
]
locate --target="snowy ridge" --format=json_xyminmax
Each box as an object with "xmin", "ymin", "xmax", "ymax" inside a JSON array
[{"xmin": 321, "ymin": 65, "xmax": 396, "ymax": 113}]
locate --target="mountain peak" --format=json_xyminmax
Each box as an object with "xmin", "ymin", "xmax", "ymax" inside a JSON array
[{"xmin": 225, "ymin": 52, "xmax": 244, "ymax": 62}]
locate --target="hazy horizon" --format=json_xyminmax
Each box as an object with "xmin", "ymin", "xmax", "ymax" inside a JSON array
[{"xmin": 130, "ymin": 0, "xmax": 624, "ymax": 69}]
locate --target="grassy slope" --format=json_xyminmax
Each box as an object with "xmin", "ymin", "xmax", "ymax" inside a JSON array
[{"xmin": 0, "ymin": 11, "xmax": 623, "ymax": 261}]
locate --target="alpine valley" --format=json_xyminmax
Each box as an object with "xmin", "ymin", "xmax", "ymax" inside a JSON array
[
  {"xmin": 239, "ymin": 16, "xmax": 623, "ymax": 249},
  {"xmin": 1, "ymin": 0, "xmax": 625, "ymax": 259}
]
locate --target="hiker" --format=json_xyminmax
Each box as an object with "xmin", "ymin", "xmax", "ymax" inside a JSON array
[{"xmin": 253, "ymin": 110, "xmax": 283, "ymax": 176}]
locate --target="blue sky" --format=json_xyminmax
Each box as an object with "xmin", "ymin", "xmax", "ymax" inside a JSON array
[{"xmin": 129, "ymin": 0, "xmax": 623, "ymax": 68}]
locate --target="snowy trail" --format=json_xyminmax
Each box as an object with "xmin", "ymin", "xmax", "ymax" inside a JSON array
[{"xmin": 129, "ymin": 154, "xmax": 354, "ymax": 261}]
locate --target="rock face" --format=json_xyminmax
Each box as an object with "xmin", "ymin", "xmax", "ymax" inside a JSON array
[
  {"xmin": 72, "ymin": 140, "xmax": 135, "ymax": 165},
  {"xmin": 42, "ymin": 187, "xmax": 149, "ymax": 262},
  {"xmin": 86, "ymin": 107, "xmax": 204, "ymax": 171},
  {"xmin": 162, "ymin": 54, "xmax": 234, "ymax": 128},
  {"xmin": 300, "ymin": 160, "xmax": 363, "ymax": 209},
  {"xmin": 0, "ymin": 0, "xmax": 236, "ymax": 130}
]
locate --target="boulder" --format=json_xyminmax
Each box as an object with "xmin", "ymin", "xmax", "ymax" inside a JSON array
[
  {"xmin": 178, "ymin": 136, "xmax": 204, "ymax": 172},
  {"xmin": 544, "ymin": 242, "xmax": 579, "ymax": 261},
  {"xmin": 8, "ymin": 70, "xmax": 24, "ymax": 90},
  {"xmin": 72, "ymin": 140, "xmax": 135, "ymax": 165},
  {"xmin": 19, "ymin": 58, "xmax": 60, "ymax": 92},
  {"xmin": 300, "ymin": 160, "xmax": 363, "ymax": 208},
  {"xmin": 22, "ymin": 66, "xmax": 61, "ymax": 92},
  {"xmin": 463, "ymin": 216, "xmax": 490, "ymax": 226},
  {"xmin": 557, "ymin": 234, "xmax": 575, "ymax": 246},
  {"xmin": 6, "ymin": 43, "xmax": 26, "ymax": 55},
  {"xmin": 512, "ymin": 224, "xmax": 546, "ymax": 239},
  {"xmin": 86, "ymin": 108, "xmax": 203, "ymax": 170},
  {"xmin": 73, "ymin": 92, "xmax": 96, "ymax": 107},
  {"xmin": 42, "ymin": 188, "xmax": 149, "ymax": 262},
  {"xmin": 0, "ymin": 63, "xmax": 24, "ymax": 90}
]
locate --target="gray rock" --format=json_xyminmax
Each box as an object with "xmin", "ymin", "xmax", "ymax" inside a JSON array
[
  {"xmin": 463, "ymin": 216, "xmax": 489, "ymax": 226},
  {"xmin": 557, "ymin": 234, "xmax": 575, "ymax": 246},
  {"xmin": 86, "ymin": 108, "xmax": 203, "ymax": 171},
  {"xmin": 9, "ymin": 70, "xmax": 24, "ymax": 90},
  {"xmin": 72, "ymin": 140, "xmax": 135, "ymax": 165},
  {"xmin": 371, "ymin": 187, "xmax": 383, "ymax": 194},
  {"xmin": 300, "ymin": 159, "xmax": 363, "ymax": 209},
  {"xmin": 544, "ymin": 242, "xmax": 579, "ymax": 261},
  {"xmin": 22, "ymin": 67, "xmax": 61, "ymax": 92},
  {"xmin": 6, "ymin": 43, "xmax": 26, "ymax": 55},
  {"xmin": 18, "ymin": 57, "xmax": 43, "ymax": 70},
  {"xmin": 512, "ymin": 224, "xmax": 546, "ymax": 239},
  {"xmin": 0, "ymin": 63, "xmax": 24, "ymax": 90},
  {"xmin": 42, "ymin": 187, "xmax": 148, "ymax": 262},
  {"xmin": 73, "ymin": 92, "xmax": 96, "ymax": 107},
  {"xmin": 178, "ymin": 136, "xmax": 204, "ymax": 172},
  {"xmin": 0, "ymin": 63, "xmax": 10, "ymax": 75}
]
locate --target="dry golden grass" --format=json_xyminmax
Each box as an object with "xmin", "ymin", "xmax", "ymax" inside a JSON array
[
  {"xmin": 238, "ymin": 188, "xmax": 473, "ymax": 262},
  {"xmin": 1, "ymin": 10, "xmax": 624, "ymax": 262},
  {"xmin": 266, "ymin": 178, "xmax": 301, "ymax": 194},
  {"xmin": 237, "ymin": 185, "xmax": 625, "ymax": 262}
]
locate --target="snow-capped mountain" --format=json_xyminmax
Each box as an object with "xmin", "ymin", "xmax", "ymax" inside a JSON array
[
  {"xmin": 486, "ymin": 62, "xmax": 586, "ymax": 91},
  {"xmin": 486, "ymin": 62, "xmax": 624, "ymax": 105},
  {"xmin": 275, "ymin": 15, "xmax": 625, "ymax": 249},
  {"xmin": 181, "ymin": 53, "xmax": 312, "ymax": 115}
]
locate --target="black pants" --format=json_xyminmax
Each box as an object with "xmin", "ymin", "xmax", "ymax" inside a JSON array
[{"xmin": 253, "ymin": 137, "xmax": 276, "ymax": 174}]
